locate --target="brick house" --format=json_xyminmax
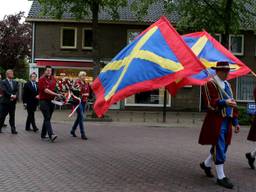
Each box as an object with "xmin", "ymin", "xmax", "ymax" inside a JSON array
[{"xmin": 26, "ymin": 0, "xmax": 256, "ymax": 111}]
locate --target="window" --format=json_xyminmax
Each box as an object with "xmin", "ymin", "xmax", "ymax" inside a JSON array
[
  {"xmin": 212, "ymin": 33, "xmax": 222, "ymax": 43},
  {"xmin": 127, "ymin": 29, "xmax": 142, "ymax": 44},
  {"xmin": 229, "ymin": 34, "xmax": 244, "ymax": 56},
  {"xmin": 61, "ymin": 27, "xmax": 77, "ymax": 49},
  {"xmin": 125, "ymin": 88, "xmax": 171, "ymax": 106},
  {"xmin": 82, "ymin": 28, "xmax": 93, "ymax": 50},
  {"xmin": 236, "ymin": 75, "xmax": 256, "ymax": 101}
]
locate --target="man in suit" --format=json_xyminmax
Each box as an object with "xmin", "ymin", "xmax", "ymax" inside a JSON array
[
  {"xmin": 0, "ymin": 69, "xmax": 19, "ymax": 134},
  {"xmin": 23, "ymin": 72, "xmax": 39, "ymax": 132},
  {"xmin": 0, "ymin": 73, "xmax": 7, "ymax": 127}
]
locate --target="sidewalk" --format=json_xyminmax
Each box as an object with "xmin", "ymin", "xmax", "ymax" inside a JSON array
[{"xmin": 38, "ymin": 104, "xmax": 205, "ymax": 127}]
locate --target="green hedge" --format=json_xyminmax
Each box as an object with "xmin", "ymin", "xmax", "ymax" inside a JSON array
[{"xmin": 237, "ymin": 106, "xmax": 251, "ymax": 125}]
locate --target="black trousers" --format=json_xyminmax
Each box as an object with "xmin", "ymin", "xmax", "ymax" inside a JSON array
[
  {"xmin": 26, "ymin": 106, "xmax": 37, "ymax": 130},
  {"xmin": 40, "ymin": 100, "xmax": 54, "ymax": 138},
  {"xmin": 0, "ymin": 102, "xmax": 16, "ymax": 131}
]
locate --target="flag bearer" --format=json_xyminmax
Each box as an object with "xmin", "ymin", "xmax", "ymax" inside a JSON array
[
  {"xmin": 245, "ymin": 87, "xmax": 256, "ymax": 169},
  {"xmin": 199, "ymin": 61, "xmax": 240, "ymax": 189}
]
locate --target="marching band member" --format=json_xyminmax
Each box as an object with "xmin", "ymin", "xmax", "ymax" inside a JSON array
[
  {"xmin": 70, "ymin": 71, "xmax": 90, "ymax": 140},
  {"xmin": 38, "ymin": 66, "xmax": 61, "ymax": 142}
]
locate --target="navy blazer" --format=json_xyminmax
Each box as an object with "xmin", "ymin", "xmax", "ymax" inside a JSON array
[
  {"xmin": 23, "ymin": 81, "xmax": 39, "ymax": 109},
  {"xmin": 0, "ymin": 79, "xmax": 19, "ymax": 104}
]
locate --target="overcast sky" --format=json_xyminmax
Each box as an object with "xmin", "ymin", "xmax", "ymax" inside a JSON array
[{"xmin": 0, "ymin": 0, "xmax": 32, "ymax": 21}]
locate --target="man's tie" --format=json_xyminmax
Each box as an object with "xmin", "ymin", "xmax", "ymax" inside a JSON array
[
  {"xmin": 9, "ymin": 80, "xmax": 13, "ymax": 90},
  {"xmin": 33, "ymin": 82, "xmax": 37, "ymax": 91}
]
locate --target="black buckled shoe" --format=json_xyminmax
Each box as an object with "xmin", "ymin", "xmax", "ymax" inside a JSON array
[
  {"xmin": 217, "ymin": 177, "xmax": 234, "ymax": 189},
  {"xmin": 200, "ymin": 162, "xmax": 214, "ymax": 177},
  {"xmin": 50, "ymin": 134, "xmax": 58, "ymax": 142},
  {"xmin": 246, "ymin": 153, "xmax": 255, "ymax": 169}
]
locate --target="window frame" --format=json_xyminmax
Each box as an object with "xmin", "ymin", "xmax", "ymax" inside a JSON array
[
  {"xmin": 236, "ymin": 75, "xmax": 255, "ymax": 102},
  {"xmin": 82, "ymin": 27, "xmax": 93, "ymax": 50},
  {"xmin": 60, "ymin": 27, "xmax": 77, "ymax": 49},
  {"xmin": 124, "ymin": 93, "xmax": 172, "ymax": 107},
  {"xmin": 229, "ymin": 34, "xmax": 244, "ymax": 56}
]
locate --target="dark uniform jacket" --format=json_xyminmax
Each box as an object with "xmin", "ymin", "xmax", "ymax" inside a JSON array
[{"xmin": 198, "ymin": 80, "xmax": 238, "ymax": 145}]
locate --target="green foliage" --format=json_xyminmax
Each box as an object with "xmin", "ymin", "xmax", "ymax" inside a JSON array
[
  {"xmin": 0, "ymin": 12, "xmax": 31, "ymax": 71},
  {"xmin": 0, "ymin": 66, "xmax": 4, "ymax": 74},
  {"xmin": 130, "ymin": 0, "xmax": 156, "ymax": 20},
  {"xmin": 162, "ymin": 0, "xmax": 256, "ymax": 33},
  {"xmin": 237, "ymin": 106, "xmax": 251, "ymax": 125},
  {"xmin": 10, "ymin": 58, "xmax": 29, "ymax": 80}
]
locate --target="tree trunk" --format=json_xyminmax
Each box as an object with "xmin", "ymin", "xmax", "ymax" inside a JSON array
[
  {"xmin": 91, "ymin": 0, "xmax": 100, "ymax": 79},
  {"xmin": 222, "ymin": 0, "xmax": 233, "ymax": 48},
  {"xmin": 90, "ymin": 1, "xmax": 101, "ymax": 118}
]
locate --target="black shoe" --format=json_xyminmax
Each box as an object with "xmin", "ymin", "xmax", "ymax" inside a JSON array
[
  {"xmin": 81, "ymin": 135, "xmax": 88, "ymax": 140},
  {"xmin": 246, "ymin": 153, "xmax": 255, "ymax": 169},
  {"xmin": 217, "ymin": 177, "xmax": 234, "ymax": 189},
  {"xmin": 50, "ymin": 134, "xmax": 58, "ymax": 142},
  {"xmin": 70, "ymin": 131, "xmax": 77, "ymax": 137},
  {"xmin": 41, "ymin": 136, "xmax": 49, "ymax": 140},
  {"xmin": 33, "ymin": 128, "xmax": 39, "ymax": 132},
  {"xmin": 11, "ymin": 131, "xmax": 18, "ymax": 134},
  {"xmin": 200, "ymin": 162, "xmax": 214, "ymax": 177}
]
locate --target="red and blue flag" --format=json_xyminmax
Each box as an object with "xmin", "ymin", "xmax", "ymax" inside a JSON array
[
  {"xmin": 92, "ymin": 17, "xmax": 204, "ymax": 117},
  {"xmin": 167, "ymin": 31, "xmax": 251, "ymax": 95}
]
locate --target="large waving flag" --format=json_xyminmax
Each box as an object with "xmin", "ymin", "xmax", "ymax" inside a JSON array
[
  {"xmin": 92, "ymin": 16, "xmax": 204, "ymax": 117},
  {"xmin": 167, "ymin": 31, "xmax": 251, "ymax": 95}
]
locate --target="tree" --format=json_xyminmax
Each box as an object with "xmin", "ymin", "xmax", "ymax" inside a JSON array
[
  {"xmin": 0, "ymin": 12, "xmax": 31, "ymax": 78},
  {"xmin": 158, "ymin": 0, "xmax": 256, "ymax": 48}
]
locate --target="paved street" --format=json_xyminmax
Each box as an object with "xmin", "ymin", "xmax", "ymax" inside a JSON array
[{"xmin": 0, "ymin": 104, "xmax": 255, "ymax": 192}]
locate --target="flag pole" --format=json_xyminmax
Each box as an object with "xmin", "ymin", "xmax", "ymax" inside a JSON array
[
  {"xmin": 163, "ymin": 88, "xmax": 167, "ymax": 123},
  {"xmin": 251, "ymin": 71, "xmax": 256, "ymax": 78}
]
